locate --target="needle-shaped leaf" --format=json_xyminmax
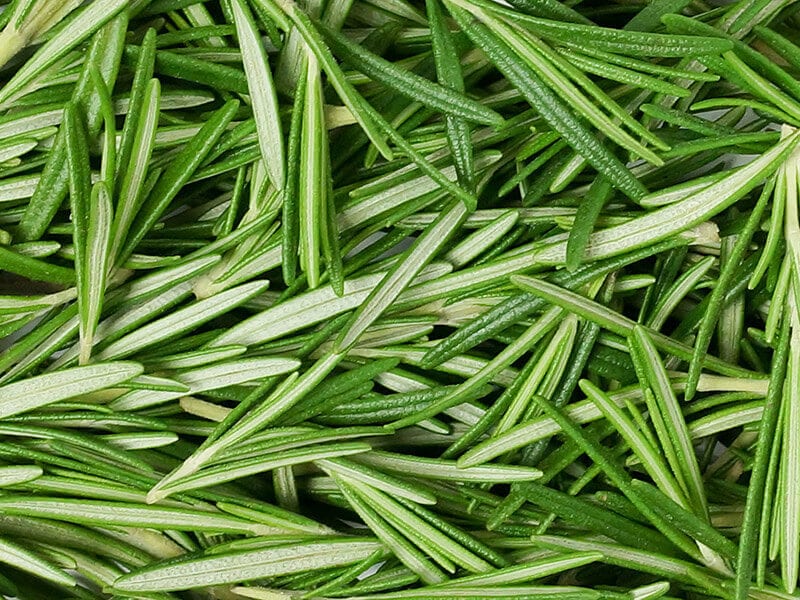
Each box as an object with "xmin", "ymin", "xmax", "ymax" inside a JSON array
[
  {"xmin": 0, "ymin": 466, "xmax": 42, "ymax": 487},
  {"xmin": 15, "ymin": 126, "xmax": 68, "ymax": 242},
  {"xmin": 531, "ymin": 129, "xmax": 800, "ymax": 266},
  {"xmin": 511, "ymin": 275, "xmax": 756, "ymax": 378},
  {"xmin": 212, "ymin": 271, "xmax": 385, "ymax": 347},
  {"xmin": 0, "ymin": 362, "xmax": 142, "ymax": 419},
  {"xmin": 645, "ymin": 255, "xmax": 714, "ymax": 332},
  {"xmin": 115, "ymin": 27, "xmax": 156, "ymax": 183},
  {"xmin": 0, "ymin": 497, "xmax": 277, "ymax": 535},
  {"xmin": 110, "ymin": 356, "xmax": 301, "ymax": 410},
  {"xmin": 736, "ymin": 313, "xmax": 791, "ymax": 598},
  {"xmin": 434, "ymin": 552, "xmax": 601, "ymax": 588},
  {"xmin": 65, "ymin": 103, "xmax": 93, "ymax": 364},
  {"xmin": 147, "ymin": 353, "xmax": 341, "ymax": 502},
  {"xmin": 298, "ymin": 55, "xmax": 326, "ymax": 289},
  {"xmin": 426, "ymin": 0, "xmax": 475, "ymax": 192},
  {"xmin": 255, "ymin": 0, "xmax": 393, "ymax": 159},
  {"xmin": 316, "ymin": 457, "xmax": 437, "ymax": 505},
  {"xmin": 337, "ymin": 201, "xmax": 467, "ymax": 351},
  {"xmin": 0, "ymin": 0, "xmax": 128, "ymax": 107},
  {"xmin": 89, "ymin": 71, "xmax": 117, "ymax": 189},
  {"xmin": 113, "ymin": 538, "xmax": 383, "ymax": 591},
  {"xmin": 75, "ymin": 14, "xmax": 127, "ymax": 139},
  {"xmin": 446, "ymin": 2, "xmax": 647, "ymax": 200},
  {"xmin": 779, "ymin": 302, "xmax": 800, "ymax": 591},
  {"xmin": 566, "ymin": 176, "xmax": 612, "ymax": 272},
  {"xmin": 281, "ymin": 56, "xmax": 307, "ymax": 286},
  {"xmin": 335, "ymin": 478, "xmax": 449, "ymax": 585},
  {"xmin": 232, "ymin": 0, "xmax": 285, "ymax": 190},
  {"xmin": 77, "ymin": 187, "xmax": 109, "ymax": 356},
  {"xmin": 119, "ymin": 99, "xmax": 240, "ymax": 261},
  {"xmin": 388, "ymin": 305, "xmax": 565, "ymax": 428},
  {"xmin": 629, "ymin": 326, "xmax": 707, "ymax": 517},
  {"xmin": 320, "ymin": 22, "xmax": 503, "ymax": 127},
  {"xmin": 0, "ymin": 537, "xmax": 75, "ymax": 588},
  {"xmin": 421, "ymin": 239, "xmax": 681, "ymax": 368},
  {"xmin": 463, "ymin": 1, "xmax": 733, "ymax": 57},
  {"xmin": 155, "ymin": 443, "xmax": 372, "ymax": 497},
  {"xmin": 353, "ymin": 451, "xmax": 542, "ymax": 482},
  {"xmin": 111, "ymin": 78, "xmax": 161, "ymax": 262},
  {"xmin": 532, "ymin": 536, "xmax": 726, "ymax": 595},
  {"xmin": 630, "ymin": 480, "xmax": 738, "ymax": 560},
  {"xmin": 580, "ymin": 378, "xmax": 685, "ymax": 506},
  {"xmin": 556, "ymin": 49, "xmax": 690, "ymax": 97},
  {"xmin": 0, "ymin": 246, "xmax": 76, "ymax": 285},
  {"xmin": 97, "ymin": 280, "xmax": 270, "ymax": 360},
  {"xmin": 515, "ymin": 481, "xmax": 674, "ymax": 553},
  {"xmin": 345, "ymin": 478, "xmax": 493, "ymax": 573},
  {"xmin": 124, "ymin": 45, "xmax": 250, "ymax": 93},
  {"xmin": 686, "ymin": 179, "xmax": 773, "ymax": 400}
]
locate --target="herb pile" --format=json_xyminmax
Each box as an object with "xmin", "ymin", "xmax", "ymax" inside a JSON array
[{"xmin": 0, "ymin": 0, "xmax": 799, "ymax": 597}]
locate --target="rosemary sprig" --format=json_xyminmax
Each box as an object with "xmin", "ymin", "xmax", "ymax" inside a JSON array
[{"xmin": 1, "ymin": 0, "xmax": 800, "ymax": 597}]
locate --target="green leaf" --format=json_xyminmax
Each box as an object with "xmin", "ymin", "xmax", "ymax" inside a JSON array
[
  {"xmin": 119, "ymin": 99, "xmax": 240, "ymax": 261},
  {"xmin": 446, "ymin": 2, "xmax": 647, "ymax": 200},
  {"xmin": 645, "ymin": 255, "xmax": 714, "ymax": 331},
  {"xmin": 625, "ymin": 0, "xmax": 692, "ymax": 32},
  {"xmin": 566, "ymin": 176, "xmax": 612, "ymax": 271},
  {"xmin": 298, "ymin": 56, "xmax": 327, "ymax": 289},
  {"xmin": 510, "ymin": 275, "xmax": 755, "ymax": 378},
  {"xmin": 154, "ymin": 442, "xmax": 372, "ymax": 497},
  {"xmin": 580, "ymin": 378, "xmax": 685, "ymax": 506},
  {"xmin": 0, "ymin": 536, "xmax": 75, "ymax": 588},
  {"xmin": 0, "ymin": 362, "xmax": 142, "ymax": 418},
  {"xmin": 320, "ymin": 22, "xmax": 504, "ymax": 127},
  {"xmin": 477, "ymin": 5, "xmax": 734, "ymax": 57},
  {"xmin": 147, "ymin": 352, "xmax": 341, "ymax": 502},
  {"xmin": 75, "ymin": 14, "xmax": 127, "ymax": 138},
  {"xmin": 212, "ymin": 271, "xmax": 386, "ymax": 347},
  {"xmin": 114, "ymin": 27, "xmax": 156, "ymax": 190},
  {"xmin": 316, "ymin": 458, "xmax": 437, "ymax": 505},
  {"xmin": 337, "ymin": 202, "xmax": 467, "ymax": 350},
  {"xmin": 335, "ymin": 478, "xmax": 448, "ymax": 585},
  {"xmin": 736, "ymin": 311, "xmax": 791, "ymax": 597},
  {"xmin": 111, "ymin": 77, "xmax": 161, "ymax": 262},
  {"xmin": 344, "ymin": 478, "xmax": 493, "ymax": 573},
  {"xmin": 532, "ymin": 536, "xmax": 726, "ymax": 595},
  {"xmin": 515, "ymin": 481, "xmax": 673, "ymax": 553},
  {"xmin": 97, "ymin": 280, "xmax": 270, "ymax": 360},
  {"xmin": 124, "ymin": 44, "xmax": 249, "ymax": 93},
  {"xmin": 532, "ymin": 120, "xmax": 800, "ymax": 268},
  {"xmin": 444, "ymin": 210, "xmax": 518, "ymax": 268},
  {"xmin": 0, "ymin": 0, "xmax": 128, "ymax": 107},
  {"xmin": 110, "ymin": 356, "xmax": 301, "ymax": 411},
  {"xmin": 113, "ymin": 538, "xmax": 383, "ymax": 591},
  {"xmin": 629, "ymin": 326, "xmax": 708, "ymax": 516},
  {"xmin": 255, "ymin": 0, "xmax": 393, "ymax": 160},
  {"xmin": 426, "ymin": 0, "xmax": 475, "ymax": 192},
  {"xmin": 232, "ymin": 0, "xmax": 285, "ymax": 190},
  {"xmin": 0, "ymin": 465, "xmax": 42, "ymax": 486},
  {"xmin": 686, "ymin": 179, "xmax": 773, "ymax": 400},
  {"xmin": 0, "ymin": 497, "xmax": 279, "ymax": 535},
  {"xmin": 779, "ymin": 306, "xmax": 800, "ymax": 591},
  {"xmin": 78, "ymin": 182, "xmax": 113, "ymax": 365},
  {"xmin": 0, "ymin": 246, "xmax": 75, "ymax": 285},
  {"xmin": 435, "ymin": 552, "xmax": 601, "ymax": 588},
  {"xmin": 630, "ymin": 480, "xmax": 738, "ymax": 560},
  {"xmin": 352, "ymin": 451, "xmax": 542, "ymax": 482}
]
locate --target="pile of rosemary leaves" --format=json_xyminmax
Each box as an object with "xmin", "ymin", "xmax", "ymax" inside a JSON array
[{"xmin": 0, "ymin": 0, "xmax": 799, "ymax": 597}]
